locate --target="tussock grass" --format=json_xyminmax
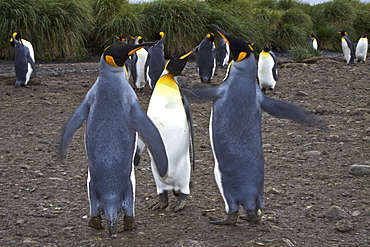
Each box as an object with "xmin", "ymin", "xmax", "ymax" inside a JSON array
[
  {"xmin": 290, "ymin": 44, "xmax": 322, "ymax": 63},
  {"xmin": 1, "ymin": 0, "xmax": 368, "ymax": 61},
  {"xmin": 0, "ymin": 0, "xmax": 93, "ymax": 60}
]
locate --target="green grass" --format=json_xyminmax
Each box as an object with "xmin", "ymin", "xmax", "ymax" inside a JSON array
[
  {"xmin": 0, "ymin": 0, "xmax": 369, "ymax": 60},
  {"xmin": 290, "ymin": 44, "xmax": 323, "ymax": 63}
]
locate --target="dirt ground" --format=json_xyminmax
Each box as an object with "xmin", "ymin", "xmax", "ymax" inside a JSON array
[{"xmin": 0, "ymin": 53, "xmax": 369, "ymax": 246}]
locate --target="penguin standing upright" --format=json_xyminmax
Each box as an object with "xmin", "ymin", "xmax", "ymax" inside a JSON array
[
  {"xmin": 10, "ymin": 32, "xmax": 36, "ymax": 87},
  {"xmin": 131, "ymin": 35, "xmax": 149, "ymax": 90},
  {"xmin": 145, "ymin": 49, "xmax": 195, "ymax": 212},
  {"xmin": 355, "ymin": 33, "xmax": 368, "ymax": 63},
  {"xmin": 196, "ymin": 33, "xmax": 217, "ymax": 83},
  {"xmin": 338, "ymin": 31, "xmax": 355, "ymax": 65},
  {"xmin": 147, "ymin": 31, "xmax": 166, "ymax": 89},
  {"xmin": 258, "ymin": 44, "xmax": 278, "ymax": 93},
  {"xmin": 60, "ymin": 42, "xmax": 168, "ymax": 237},
  {"xmin": 310, "ymin": 33, "xmax": 318, "ymax": 50},
  {"xmin": 189, "ymin": 25, "xmax": 325, "ymax": 225},
  {"xmin": 216, "ymin": 37, "xmax": 230, "ymax": 67}
]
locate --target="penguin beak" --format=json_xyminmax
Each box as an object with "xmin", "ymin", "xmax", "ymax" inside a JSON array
[{"xmin": 128, "ymin": 42, "xmax": 154, "ymax": 55}]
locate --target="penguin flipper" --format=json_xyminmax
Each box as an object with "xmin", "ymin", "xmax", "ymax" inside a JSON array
[
  {"xmin": 180, "ymin": 88, "xmax": 195, "ymax": 170},
  {"xmin": 60, "ymin": 96, "xmax": 90, "ymax": 160},
  {"xmin": 131, "ymin": 104, "xmax": 168, "ymax": 177},
  {"xmin": 184, "ymin": 84, "xmax": 221, "ymax": 101},
  {"xmin": 260, "ymin": 93, "xmax": 326, "ymax": 129},
  {"xmin": 270, "ymin": 52, "xmax": 278, "ymax": 82}
]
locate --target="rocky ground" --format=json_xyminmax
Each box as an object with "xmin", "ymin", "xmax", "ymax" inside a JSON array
[{"xmin": 0, "ymin": 53, "xmax": 369, "ymax": 246}]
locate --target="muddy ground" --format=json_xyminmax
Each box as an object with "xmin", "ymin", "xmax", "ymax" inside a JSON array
[{"xmin": 0, "ymin": 54, "xmax": 369, "ymax": 246}]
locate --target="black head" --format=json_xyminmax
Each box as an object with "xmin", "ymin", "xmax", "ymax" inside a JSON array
[
  {"xmin": 206, "ymin": 33, "xmax": 215, "ymax": 43},
  {"xmin": 210, "ymin": 24, "xmax": 253, "ymax": 62},
  {"xmin": 103, "ymin": 42, "xmax": 154, "ymax": 67},
  {"xmin": 154, "ymin": 31, "xmax": 165, "ymax": 43},
  {"xmin": 165, "ymin": 50, "xmax": 194, "ymax": 76},
  {"xmin": 115, "ymin": 36, "xmax": 129, "ymax": 43},
  {"xmin": 337, "ymin": 31, "xmax": 347, "ymax": 36},
  {"xmin": 361, "ymin": 33, "xmax": 367, "ymax": 38},
  {"xmin": 263, "ymin": 45, "xmax": 271, "ymax": 52}
]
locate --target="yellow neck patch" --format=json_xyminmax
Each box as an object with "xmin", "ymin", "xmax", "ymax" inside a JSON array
[{"xmin": 155, "ymin": 74, "xmax": 179, "ymax": 95}]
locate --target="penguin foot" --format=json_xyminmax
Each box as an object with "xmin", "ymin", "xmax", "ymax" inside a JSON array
[
  {"xmin": 209, "ymin": 211, "xmax": 238, "ymax": 225},
  {"xmin": 123, "ymin": 215, "xmax": 136, "ymax": 231},
  {"xmin": 88, "ymin": 215, "xmax": 103, "ymax": 229},
  {"xmin": 107, "ymin": 224, "xmax": 117, "ymax": 238},
  {"xmin": 173, "ymin": 193, "xmax": 187, "ymax": 212},
  {"xmin": 240, "ymin": 208, "xmax": 262, "ymax": 224},
  {"xmin": 150, "ymin": 191, "xmax": 169, "ymax": 210}
]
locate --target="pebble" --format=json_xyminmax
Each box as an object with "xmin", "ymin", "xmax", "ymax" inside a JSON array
[
  {"xmin": 296, "ymin": 91, "xmax": 308, "ymax": 97},
  {"xmin": 174, "ymin": 239, "xmax": 212, "ymax": 247},
  {"xmin": 364, "ymin": 207, "xmax": 370, "ymax": 216},
  {"xmin": 349, "ymin": 165, "xmax": 370, "ymax": 176},
  {"xmin": 303, "ymin": 151, "xmax": 322, "ymax": 157},
  {"xmin": 293, "ymin": 135, "xmax": 303, "ymax": 143},
  {"xmin": 326, "ymin": 205, "xmax": 349, "ymax": 220},
  {"xmin": 266, "ymin": 238, "xmax": 295, "ymax": 247},
  {"xmin": 335, "ymin": 219, "xmax": 353, "ymax": 232}
]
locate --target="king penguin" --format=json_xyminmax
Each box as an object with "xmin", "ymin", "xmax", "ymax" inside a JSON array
[
  {"xmin": 338, "ymin": 31, "xmax": 355, "ymax": 65},
  {"xmin": 258, "ymin": 44, "xmax": 278, "ymax": 93},
  {"xmin": 60, "ymin": 42, "xmax": 168, "ymax": 237},
  {"xmin": 147, "ymin": 31, "xmax": 166, "ymax": 89},
  {"xmin": 189, "ymin": 24, "xmax": 325, "ymax": 225},
  {"xmin": 216, "ymin": 37, "xmax": 230, "ymax": 68},
  {"xmin": 310, "ymin": 33, "xmax": 318, "ymax": 50},
  {"xmin": 10, "ymin": 32, "xmax": 36, "ymax": 87},
  {"xmin": 146, "ymin": 49, "xmax": 195, "ymax": 212},
  {"xmin": 131, "ymin": 35, "xmax": 149, "ymax": 90},
  {"xmin": 196, "ymin": 33, "xmax": 217, "ymax": 83},
  {"xmin": 355, "ymin": 33, "xmax": 368, "ymax": 63}
]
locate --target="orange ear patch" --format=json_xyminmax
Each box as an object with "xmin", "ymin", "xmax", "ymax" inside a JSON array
[{"xmin": 105, "ymin": 55, "xmax": 119, "ymax": 67}]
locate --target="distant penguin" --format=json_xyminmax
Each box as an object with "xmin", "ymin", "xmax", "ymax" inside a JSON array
[
  {"xmin": 147, "ymin": 31, "xmax": 166, "ymax": 89},
  {"xmin": 10, "ymin": 32, "xmax": 36, "ymax": 87},
  {"xmin": 131, "ymin": 35, "xmax": 149, "ymax": 90},
  {"xmin": 115, "ymin": 36, "xmax": 132, "ymax": 81},
  {"xmin": 338, "ymin": 31, "xmax": 355, "ymax": 65},
  {"xmin": 310, "ymin": 33, "xmax": 318, "ymax": 50},
  {"xmin": 145, "ymin": 49, "xmax": 195, "ymax": 212},
  {"xmin": 258, "ymin": 44, "xmax": 278, "ymax": 93},
  {"xmin": 216, "ymin": 37, "xmax": 230, "ymax": 67},
  {"xmin": 355, "ymin": 33, "xmax": 368, "ymax": 63},
  {"xmin": 60, "ymin": 42, "xmax": 168, "ymax": 237},
  {"xmin": 189, "ymin": 24, "xmax": 325, "ymax": 225},
  {"xmin": 196, "ymin": 33, "xmax": 217, "ymax": 83}
]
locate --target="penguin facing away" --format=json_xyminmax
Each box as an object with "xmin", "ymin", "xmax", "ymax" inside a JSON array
[
  {"xmin": 355, "ymin": 33, "xmax": 368, "ymax": 63},
  {"xmin": 10, "ymin": 32, "xmax": 36, "ymax": 87},
  {"xmin": 257, "ymin": 44, "xmax": 278, "ymax": 93},
  {"xmin": 131, "ymin": 35, "xmax": 149, "ymax": 90},
  {"xmin": 196, "ymin": 32, "xmax": 217, "ymax": 83},
  {"xmin": 146, "ymin": 49, "xmax": 195, "ymax": 212},
  {"xmin": 216, "ymin": 37, "xmax": 230, "ymax": 68},
  {"xmin": 188, "ymin": 24, "xmax": 325, "ymax": 225},
  {"xmin": 60, "ymin": 42, "xmax": 168, "ymax": 237},
  {"xmin": 338, "ymin": 31, "xmax": 355, "ymax": 65},
  {"xmin": 147, "ymin": 31, "xmax": 166, "ymax": 89},
  {"xmin": 310, "ymin": 33, "xmax": 318, "ymax": 50}
]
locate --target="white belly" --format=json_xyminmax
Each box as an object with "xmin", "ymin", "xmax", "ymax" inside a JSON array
[
  {"xmin": 356, "ymin": 39, "xmax": 368, "ymax": 61},
  {"xmin": 147, "ymin": 92, "xmax": 191, "ymax": 194},
  {"xmin": 258, "ymin": 55, "xmax": 276, "ymax": 90},
  {"xmin": 341, "ymin": 39, "xmax": 351, "ymax": 63},
  {"xmin": 134, "ymin": 49, "xmax": 148, "ymax": 88}
]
